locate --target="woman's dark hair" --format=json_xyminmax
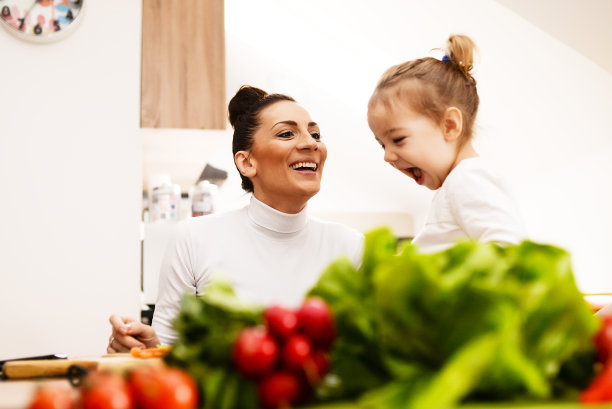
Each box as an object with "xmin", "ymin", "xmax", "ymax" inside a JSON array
[{"xmin": 229, "ymin": 85, "xmax": 295, "ymax": 192}]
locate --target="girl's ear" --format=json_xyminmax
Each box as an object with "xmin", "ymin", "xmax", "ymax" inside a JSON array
[
  {"xmin": 234, "ymin": 151, "xmax": 256, "ymax": 178},
  {"xmin": 443, "ymin": 107, "xmax": 463, "ymax": 141}
]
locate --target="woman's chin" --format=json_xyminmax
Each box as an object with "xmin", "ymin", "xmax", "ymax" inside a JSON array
[{"xmin": 295, "ymin": 183, "xmax": 321, "ymax": 199}]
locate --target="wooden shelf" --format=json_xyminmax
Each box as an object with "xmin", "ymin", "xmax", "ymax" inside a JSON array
[{"xmin": 141, "ymin": 0, "xmax": 226, "ymax": 129}]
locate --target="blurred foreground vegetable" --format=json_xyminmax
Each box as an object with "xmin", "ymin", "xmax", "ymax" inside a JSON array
[
  {"xmin": 308, "ymin": 228, "xmax": 600, "ymax": 408},
  {"xmin": 165, "ymin": 228, "xmax": 602, "ymax": 409},
  {"xmin": 165, "ymin": 279, "xmax": 336, "ymax": 408}
]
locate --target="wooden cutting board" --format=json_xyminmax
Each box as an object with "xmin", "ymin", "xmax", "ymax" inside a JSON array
[{"xmin": 2, "ymin": 353, "xmax": 164, "ymax": 379}]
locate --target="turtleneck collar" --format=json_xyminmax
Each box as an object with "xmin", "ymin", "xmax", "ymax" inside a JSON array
[{"xmin": 247, "ymin": 195, "xmax": 308, "ymax": 234}]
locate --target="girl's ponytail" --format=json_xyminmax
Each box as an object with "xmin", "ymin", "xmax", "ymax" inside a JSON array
[{"xmin": 445, "ymin": 34, "xmax": 477, "ymax": 78}]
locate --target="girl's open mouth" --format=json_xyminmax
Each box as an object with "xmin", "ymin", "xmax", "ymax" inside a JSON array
[{"xmin": 408, "ymin": 167, "xmax": 424, "ymax": 185}]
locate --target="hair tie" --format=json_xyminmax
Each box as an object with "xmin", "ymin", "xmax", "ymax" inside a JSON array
[{"xmin": 442, "ymin": 55, "xmax": 451, "ymax": 62}]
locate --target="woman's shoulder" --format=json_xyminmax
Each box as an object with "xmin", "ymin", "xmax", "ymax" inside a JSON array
[
  {"xmin": 308, "ymin": 215, "xmax": 364, "ymax": 241},
  {"xmin": 177, "ymin": 206, "xmax": 247, "ymax": 236}
]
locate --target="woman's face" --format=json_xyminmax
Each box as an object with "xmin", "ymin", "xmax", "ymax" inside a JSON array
[{"xmin": 247, "ymin": 101, "xmax": 327, "ymax": 213}]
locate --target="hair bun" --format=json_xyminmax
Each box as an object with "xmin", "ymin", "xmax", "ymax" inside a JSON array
[
  {"xmin": 228, "ymin": 85, "xmax": 268, "ymax": 128},
  {"xmin": 445, "ymin": 34, "xmax": 477, "ymax": 76}
]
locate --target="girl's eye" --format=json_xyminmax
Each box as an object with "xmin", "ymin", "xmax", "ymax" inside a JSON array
[
  {"xmin": 311, "ymin": 132, "xmax": 321, "ymax": 140},
  {"xmin": 393, "ymin": 137, "xmax": 405, "ymax": 144}
]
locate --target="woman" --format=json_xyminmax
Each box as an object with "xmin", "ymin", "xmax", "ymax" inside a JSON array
[{"xmin": 107, "ymin": 86, "xmax": 364, "ymax": 351}]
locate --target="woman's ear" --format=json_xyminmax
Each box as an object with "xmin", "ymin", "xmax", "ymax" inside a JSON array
[
  {"xmin": 443, "ymin": 107, "xmax": 463, "ymax": 141},
  {"xmin": 234, "ymin": 151, "xmax": 256, "ymax": 178}
]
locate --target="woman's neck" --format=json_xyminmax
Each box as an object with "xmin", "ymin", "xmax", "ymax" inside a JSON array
[{"xmin": 252, "ymin": 191, "xmax": 310, "ymax": 214}]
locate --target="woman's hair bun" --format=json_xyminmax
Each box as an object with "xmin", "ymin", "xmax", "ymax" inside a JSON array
[
  {"xmin": 445, "ymin": 34, "xmax": 477, "ymax": 76},
  {"xmin": 228, "ymin": 85, "xmax": 268, "ymax": 128}
]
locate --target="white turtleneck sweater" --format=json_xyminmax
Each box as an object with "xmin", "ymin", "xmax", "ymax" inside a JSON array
[
  {"xmin": 413, "ymin": 157, "xmax": 527, "ymax": 253},
  {"xmin": 152, "ymin": 196, "xmax": 364, "ymax": 345}
]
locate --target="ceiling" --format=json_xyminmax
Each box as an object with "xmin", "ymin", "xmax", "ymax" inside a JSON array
[{"xmin": 493, "ymin": 0, "xmax": 612, "ymax": 74}]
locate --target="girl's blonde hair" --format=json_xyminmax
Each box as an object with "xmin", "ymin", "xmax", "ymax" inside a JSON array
[{"xmin": 369, "ymin": 34, "xmax": 479, "ymax": 144}]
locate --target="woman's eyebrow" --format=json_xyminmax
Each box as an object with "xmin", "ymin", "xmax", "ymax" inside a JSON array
[{"xmin": 271, "ymin": 121, "xmax": 318, "ymax": 129}]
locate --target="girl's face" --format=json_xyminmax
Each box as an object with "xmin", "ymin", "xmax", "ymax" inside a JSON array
[
  {"xmin": 247, "ymin": 101, "xmax": 327, "ymax": 212},
  {"xmin": 368, "ymin": 99, "xmax": 458, "ymax": 190}
]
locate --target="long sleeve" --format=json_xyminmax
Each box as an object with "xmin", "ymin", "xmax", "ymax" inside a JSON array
[{"xmin": 151, "ymin": 222, "xmax": 197, "ymax": 346}]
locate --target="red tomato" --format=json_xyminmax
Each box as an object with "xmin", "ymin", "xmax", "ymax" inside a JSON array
[
  {"xmin": 128, "ymin": 365, "xmax": 159, "ymax": 409},
  {"xmin": 297, "ymin": 297, "xmax": 336, "ymax": 349},
  {"xmin": 27, "ymin": 384, "xmax": 75, "ymax": 409},
  {"xmin": 264, "ymin": 305, "xmax": 299, "ymax": 340},
  {"xmin": 233, "ymin": 327, "xmax": 278, "ymax": 377},
  {"xmin": 257, "ymin": 371, "xmax": 301, "ymax": 409},
  {"xmin": 283, "ymin": 334, "xmax": 312, "ymax": 370},
  {"xmin": 594, "ymin": 315, "xmax": 612, "ymax": 363},
  {"xmin": 129, "ymin": 365, "xmax": 198, "ymax": 409},
  {"xmin": 580, "ymin": 362, "xmax": 612, "ymax": 403},
  {"xmin": 81, "ymin": 370, "xmax": 133, "ymax": 409}
]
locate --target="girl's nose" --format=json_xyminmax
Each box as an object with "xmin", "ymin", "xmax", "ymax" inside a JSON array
[{"xmin": 383, "ymin": 148, "xmax": 397, "ymax": 163}]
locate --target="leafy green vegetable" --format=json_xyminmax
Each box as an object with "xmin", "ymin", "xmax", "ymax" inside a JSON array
[
  {"xmin": 165, "ymin": 228, "xmax": 599, "ymax": 409},
  {"xmin": 308, "ymin": 228, "xmax": 599, "ymax": 409},
  {"xmin": 164, "ymin": 278, "xmax": 262, "ymax": 408}
]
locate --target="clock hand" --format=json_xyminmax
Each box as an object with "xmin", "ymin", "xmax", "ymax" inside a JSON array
[
  {"xmin": 17, "ymin": 0, "xmax": 38, "ymax": 30},
  {"xmin": 24, "ymin": 0, "xmax": 40, "ymax": 17}
]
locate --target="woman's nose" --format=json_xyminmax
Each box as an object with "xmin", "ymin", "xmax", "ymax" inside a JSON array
[{"xmin": 297, "ymin": 132, "xmax": 318, "ymax": 150}]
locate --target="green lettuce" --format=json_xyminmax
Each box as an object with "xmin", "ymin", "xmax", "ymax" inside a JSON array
[{"xmin": 308, "ymin": 228, "xmax": 599, "ymax": 409}]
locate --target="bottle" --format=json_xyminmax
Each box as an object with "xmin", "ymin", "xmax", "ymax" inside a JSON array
[
  {"xmin": 190, "ymin": 180, "xmax": 218, "ymax": 217},
  {"xmin": 149, "ymin": 174, "xmax": 181, "ymax": 223}
]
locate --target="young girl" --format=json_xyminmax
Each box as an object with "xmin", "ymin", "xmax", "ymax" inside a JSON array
[{"xmin": 368, "ymin": 34, "xmax": 526, "ymax": 252}]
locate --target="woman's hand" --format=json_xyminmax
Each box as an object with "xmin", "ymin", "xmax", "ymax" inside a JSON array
[{"xmin": 107, "ymin": 314, "xmax": 160, "ymax": 353}]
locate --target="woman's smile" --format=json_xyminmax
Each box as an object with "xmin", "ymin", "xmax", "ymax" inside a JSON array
[
  {"xmin": 290, "ymin": 159, "xmax": 319, "ymax": 173},
  {"xmin": 247, "ymin": 101, "xmax": 327, "ymax": 213}
]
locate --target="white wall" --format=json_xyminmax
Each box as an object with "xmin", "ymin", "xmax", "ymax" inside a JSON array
[
  {"xmin": 146, "ymin": 0, "xmax": 612, "ymax": 293},
  {"xmin": 0, "ymin": 1, "xmax": 142, "ymax": 359}
]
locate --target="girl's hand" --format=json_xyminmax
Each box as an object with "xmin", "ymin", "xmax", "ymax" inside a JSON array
[{"xmin": 107, "ymin": 314, "xmax": 160, "ymax": 353}]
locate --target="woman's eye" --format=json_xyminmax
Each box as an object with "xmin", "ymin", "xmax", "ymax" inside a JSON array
[
  {"xmin": 311, "ymin": 132, "xmax": 321, "ymax": 140},
  {"xmin": 277, "ymin": 131, "xmax": 294, "ymax": 138}
]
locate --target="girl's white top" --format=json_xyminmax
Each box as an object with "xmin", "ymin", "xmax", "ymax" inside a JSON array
[
  {"xmin": 413, "ymin": 157, "xmax": 527, "ymax": 253},
  {"xmin": 152, "ymin": 195, "xmax": 364, "ymax": 345}
]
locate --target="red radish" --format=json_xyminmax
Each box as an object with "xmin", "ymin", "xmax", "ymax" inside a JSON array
[
  {"xmin": 311, "ymin": 350, "xmax": 330, "ymax": 378},
  {"xmin": 302, "ymin": 350, "xmax": 330, "ymax": 386},
  {"xmin": 264, "ymin": 305, "xmax": 299, "ymax": 340},
  {"xmin": 283, "ymin": 334, "xmax": 312, "ymax": 370},
  {"xmin": 233, "ymin": 327, "xmax": 278, "ymax": 377},
  {"xmin": 297, "ymin": 297, "xmax": 336, "ymax": 349},
  {"xmin": 257, "ymin": 371, "xmax": 301, "ymax": 409}
]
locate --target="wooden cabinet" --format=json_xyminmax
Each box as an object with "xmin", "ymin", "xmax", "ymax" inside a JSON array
[{"xmin": 141, "ymin": 0, "xmax": 226, "ymax": 129}]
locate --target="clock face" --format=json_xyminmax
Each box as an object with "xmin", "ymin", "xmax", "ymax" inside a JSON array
[{"xmin": 0, "ymin": 0, "xmax": 85, "ymax": 43}]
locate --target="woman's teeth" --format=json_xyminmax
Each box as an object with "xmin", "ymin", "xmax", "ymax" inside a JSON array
[{"xmin": 291, "ymin": 162, "xmax": 317, "ymax": 170}]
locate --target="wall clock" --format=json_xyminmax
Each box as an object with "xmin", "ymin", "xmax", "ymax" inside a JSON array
[{"xmin": 0, "ymin": 0, "xmax": 85, "ymax": 43}]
